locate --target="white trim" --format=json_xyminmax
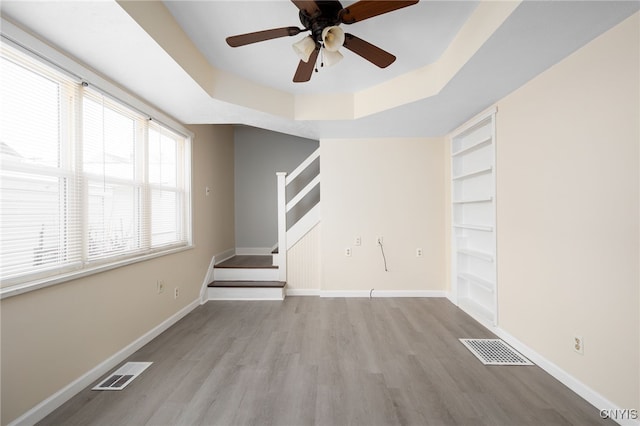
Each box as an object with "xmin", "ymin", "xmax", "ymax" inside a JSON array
[
  {"xmin": 276, "ymin": 172, "xmax": 288, "ymax": 282},
  {"xmin": 8, "ymin": 298, "xmax": 200, "ymax": 426},
  {"xmin": 200, "ymin": 255, "xmax": 217, "ymax": 305},
  {"xmin": 286, "ymin": 288, "xmax": 321, "ymax": 296},
  {"xmin": 489, "ymin": 326, "xmax": 639, "ymax": 426},
  {"xmin": 212, "ymin": 268, "xmax": 279, "ymax": 282},
  {"xmin": 235, "ymin": 247, "xmax": 273, "ymax": 256},
  {"xmin": 445, "ymin": 292, "xmax": 456, "ymax": 304},
  {"xmin": 213, "ymin": 248, "xmax": 235, "ymax": 265},
  {"xmin": 207, "ymin": 287, "xmax": 285, "ymax": 301},
  {"xmin": 320, "ymin": 290, "xmax": 448, "ymax": 298}
]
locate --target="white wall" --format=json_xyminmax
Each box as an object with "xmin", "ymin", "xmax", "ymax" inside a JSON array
[
  {"xmin": 234, "ymin": 126, "xmax": 318, "ymax": 250},
  {"xmin": 0, "ymin": 124, "xmax": 236, "ymax": 425},
  {"xmin": 320, "ymin": 137, "xmax": 447, "ymax": 293},
  {"xmin": 495, "ymin": 12, "xmax": 639, "ymax": 411}
]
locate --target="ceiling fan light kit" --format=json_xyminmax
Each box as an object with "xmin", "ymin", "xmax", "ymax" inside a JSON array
[
  {"xmin": 322, "ymin": 49, "xmax": 344, "ymax": 67},
  {"xmin": 225, "ymin": 0, "xmax": 419, "ymax": 83},
  {"xmin": 293, "ymin": 35, "xmax": 317, "ymax": 62},
  {"xmin": 321, "ymin": 25, "xmax": 345, "ymax": 51}
]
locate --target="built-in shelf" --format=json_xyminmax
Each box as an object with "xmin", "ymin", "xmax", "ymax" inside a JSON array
[
  {"xmin": 458, "ymin": 272, "xmax": 494, "ymax": 292},
  {"xmin": 451, "ymin": 136, "xmax": 491, "ymax": 157},
  {"xmin": 451, "ymin": 110, "xmax": 497, "ymax": 326},
  {"xmin": 452, "ymin": 197, "xmax": 493, "ymax": 204},
  {"xmin": 458, "ymin": 248, "xmax": 494, "ymax": 262},
  {"xmin": 452, "ymin": 166, "xmax": 493, "ymax": 181},
  {"xmin": 453, "ymin": 223, "xmax": 493, "ymax": 232}
]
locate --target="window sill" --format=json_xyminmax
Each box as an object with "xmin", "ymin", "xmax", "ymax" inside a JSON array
[{"xmin": 0, "ymin": 245, "xmax": 194, "ymax": 300}]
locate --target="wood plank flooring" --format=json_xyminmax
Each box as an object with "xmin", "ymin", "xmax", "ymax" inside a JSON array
[{"xmin": 39, "ymin": 298, "xmax": 613, "ymax": 426}]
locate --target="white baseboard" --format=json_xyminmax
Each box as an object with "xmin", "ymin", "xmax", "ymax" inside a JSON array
[
  {"xmin": 492, "ymin": 327, "xmax": 639, "ymax": 426},
  {"xmin": 9, "ymin": 299, "xmax": 200, "ymax": 426},
  {"xmin": 319, "ymin": 290, "xmax": 447, "ymax": 298},
  {"xmin": 445, "ymin": 291, "xmax": 456, "ymax": 304},
  {"xmin": 286, "ymin": 288, "xmax": 321, "ymax": 296},
  {"xmin": 214, "ymin": 248, "xmax": 235, "ymax": 265},
  {"xmin": 235, "ymin": 247, "xmax": 272, "ymax": 256}
]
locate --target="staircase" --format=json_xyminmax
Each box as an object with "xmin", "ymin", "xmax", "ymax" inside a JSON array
[
  {"xmin": 206, "ymin": 148, "xmax": 321, "ymax": 301},
  {"xmin": 208, "ymin": 255, "xmax": 285, "ymax": 300}
]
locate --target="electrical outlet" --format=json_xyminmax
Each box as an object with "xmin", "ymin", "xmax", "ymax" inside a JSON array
[
  {"xmin": 354, "ymin": 236, "xmax": 361, "ymax": 246},
  {"xmin": 376, "ymin": 236, "xmax": 383, "ymax": 245},
  {"xmin": 416, "ymin": 248, "xmax": 423, "ymax": 257},
  {"xmin": 156, "ymin": 280, "xmax": 165, "ymax": 294},
  {"xmin": 573, "ymin": 335, "xmax": 584, "ymax": 354},
  {"xmin": 345, "ymin": 247, "xmax": 352, "ymax": 257},
  {"xmin": 174, "ymin": 287, "xmax": 179, "ymax": 299}
]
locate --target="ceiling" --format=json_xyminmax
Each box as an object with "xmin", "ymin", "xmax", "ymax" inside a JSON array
[
  {"xmin": 163, "ymin": 0, "xmax": 479, "ymax": 95},
  {"xmin": 1, "ymin": 1, "xmax": 639, "ymax": 140}
]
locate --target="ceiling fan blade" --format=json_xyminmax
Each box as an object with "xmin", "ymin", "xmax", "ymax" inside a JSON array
[
  {"xmin": 291, "ymin": 0, "xmax": 321, "ymax": 17},
  {"xmin": 339, "ymin": 0, "xmax": 419, "ymax": 24},
  {"xmin": 226, "ymin": 27, "xmax": 303, "ymax": 47},
  {"xmin": 293, "ymin": 46, "xmax": 320, "ymax": 82},
  {"xmin": 342, "ymin": 33, "xmax": 396, "ymax": 68}
]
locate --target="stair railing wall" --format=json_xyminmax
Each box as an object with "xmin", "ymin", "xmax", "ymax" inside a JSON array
[{"xmin": 276, "ymin": 148, "xmax": 321, "ymax": 282}]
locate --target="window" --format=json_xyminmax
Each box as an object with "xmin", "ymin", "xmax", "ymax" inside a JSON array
[{"xmin": 0, "ymin": 43, "xmax": 192, "ymax": 290}]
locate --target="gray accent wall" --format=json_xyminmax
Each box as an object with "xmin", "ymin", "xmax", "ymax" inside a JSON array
[{"xmin": 234, "ymin": 126, "xmax": 319, "ymax": 249}]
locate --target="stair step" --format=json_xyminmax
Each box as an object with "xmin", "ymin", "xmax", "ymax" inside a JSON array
[
  {"xmin": 207, "ymin": 281, "xmax": 285, "ymax": 301},
  {"xmin": 213, "ymin": 268, "xmax": 279, "ymax": 281},
  {"xmin": 208, "ymin": 281, "xmax": 285, "ymax": 288},
  {"xmin": 216, "ymin": 255, "xmax": 276, "ymax": 269}
]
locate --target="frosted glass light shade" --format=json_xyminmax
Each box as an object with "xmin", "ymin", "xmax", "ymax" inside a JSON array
[
  {"xmin": 323, "ymin": 49, "xmax": 343, "ymax": 67},
  {"xmin": 292, "ymin": 36, "xmax": 316, "ymax": 62},
  {"xmin": 321, "ymin": 26, "xmax": 345, "ymax": 52}
]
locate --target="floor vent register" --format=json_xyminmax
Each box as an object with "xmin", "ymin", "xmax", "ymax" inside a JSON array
[
  {"xmin": 459, "ymin": 339, "xmax": 533, "ymax": 366},
  {"xmin": 93, "ymin": 362, "xmax": 153, "ymax": 391}
]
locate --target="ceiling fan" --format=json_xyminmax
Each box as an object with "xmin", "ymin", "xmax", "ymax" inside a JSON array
[{"xmin": 226, "ymin": 0, "xmax": 419, "ymax": 83}]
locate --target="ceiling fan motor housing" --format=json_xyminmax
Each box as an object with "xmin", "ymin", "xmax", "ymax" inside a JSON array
[{"xmin": 299, "ymin": 0, "xmax": 344, "ymax": 44}]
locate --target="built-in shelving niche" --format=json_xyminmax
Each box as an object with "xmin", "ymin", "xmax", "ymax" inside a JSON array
[{"xmin": 450, "ymin": 108, "xmax": 497, "ymax": 326}]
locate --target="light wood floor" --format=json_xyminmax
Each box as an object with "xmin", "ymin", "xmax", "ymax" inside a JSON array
[{"xmin": 40, "ymin": 298, "xmax": 612, "ymax": 426}]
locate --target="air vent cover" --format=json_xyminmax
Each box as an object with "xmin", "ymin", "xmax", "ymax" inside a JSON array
[
  {"xmin": 460, "ymin": 339, "xmax": 533, "ymax": 365},
  {"xmin": 93, "ymin": 362, "xmax": 152, "ymax": 391}
]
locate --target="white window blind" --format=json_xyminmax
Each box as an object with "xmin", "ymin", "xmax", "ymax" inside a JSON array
[
  {"xmin": 83, "ymin": 89, "xmax": 142, "ymax": 262},
  {"xmin": 148, "ymin": 124, "xmax": 189, "ymax": 248},
  {"xmin": 0, "ymin": 44, "xmax": 82, "ymax": 283},
  {"xmin": 0, "ymin": 42, "xmax": 191, "ymax": 290}
]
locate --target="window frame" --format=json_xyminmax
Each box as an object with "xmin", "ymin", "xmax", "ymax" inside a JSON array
[{"xmin": 0, "ymin": 26, "xmax": 194, "ymax": 299}]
